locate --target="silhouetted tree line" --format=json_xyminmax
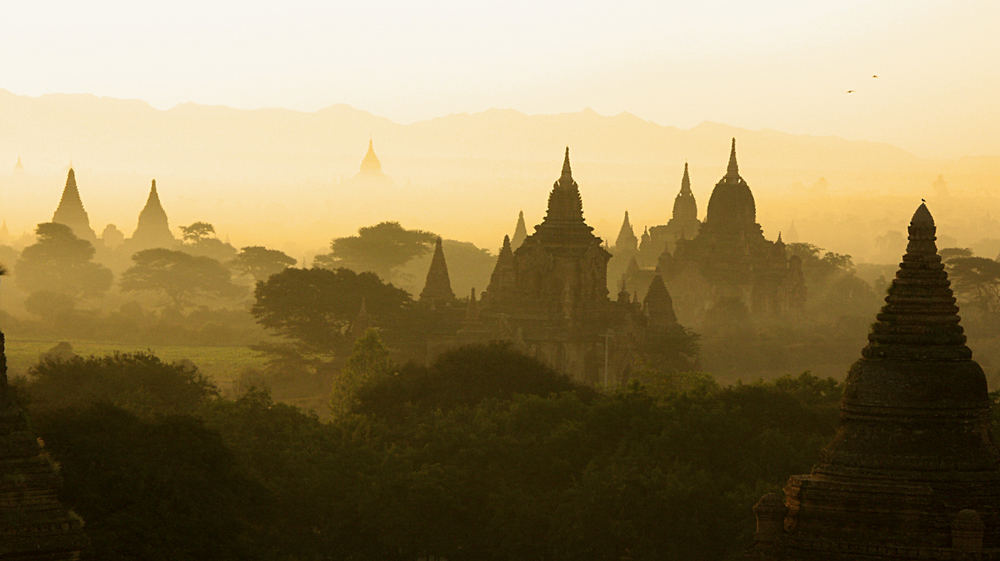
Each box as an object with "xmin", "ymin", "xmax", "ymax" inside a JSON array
[{"xmin": 16, "ymin": 344, "xmax": 853, "ymax": 561}]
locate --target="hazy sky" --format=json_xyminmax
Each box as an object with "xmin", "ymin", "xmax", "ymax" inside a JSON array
[{"xmin": 3, "ymin": 1, "xmax": 998, "ymax": 157}]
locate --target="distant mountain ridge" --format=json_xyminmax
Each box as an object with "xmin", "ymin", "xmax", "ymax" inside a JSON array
[{"xmin": 1, "ymin": 89, "xmax": 997, "ymax": 262}]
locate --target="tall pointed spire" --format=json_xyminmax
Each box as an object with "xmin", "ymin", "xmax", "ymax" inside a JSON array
[
  {"xmin": 130, "ymin": 178, "xmax": 176, "ymax": 249},
  {"xmin": 615, "ymin": 211, "xmax": 638, "ymax": 253},
  {"xmin": 672, "ymin": 162, "xmax": 698, "ymax": 223},
  {"xmin": 420, "ymin": 237, "xmax": 455, "ymax": 305},
  {"xmin": 359, "ymin": 137, "xmax": 383, "ymax": 176},
  {"xmin": 726, "ymin": 137, "xmax": 739, "ymax": 179},
  {"xmin": 13, "ymin": 155, "xmax": 23, "ymax": 173},
  {"xmin": 52, "ymin": 167, "xmax": 96, "ymax": 241},
  {"xmin": 511, "ymin": 211, "xmax": 528, "ymax": 249},
  {"xmin": 681, "ymin": 162, "xmax": 691, "ymax": 194},
  {"xmin": 539, "ymin": 147, "xmax": 587, "ymax": 229}
]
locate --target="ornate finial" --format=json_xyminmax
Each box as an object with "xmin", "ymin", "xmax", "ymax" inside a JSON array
[
  {"xmin": 681, "ymin": 162, "xmax": 691, "ymax": 193},
  {"xmin": 561, "ymin": 147, "xmax": 572, "ymax": 179},
  {"xmin": 727, "ymin": 137, "xmax": 739, "ymax": 179},
  {"xmin": 150, "ymin": 179, "xmax": 157, "ymax": 194},
  {"xmin": 502, "ymin": 234, "xmax": 511, "ymax": 250}
]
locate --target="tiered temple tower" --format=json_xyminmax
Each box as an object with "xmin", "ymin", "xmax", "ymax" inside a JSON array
[
  {"xmin": 646, "ymin": 162, "xmax": 701, "ymax": 260},
  {"xmin": 51, "ymin": 168, "xmax": 97, "ymax": 242},
  {"xmin": 128, "ymin": 179, "xmax": 176, "ymax": 251},
  {"xmin": 615, "ymin": 211, "xmax": 639, "ymax": 255},
  {"xmin": 419, "ymin": 237, "xmax": 456, "ymax": 307},
  {"xmin": 0, "ymin": 333, "xmax": 88, "ymax": 559},
  {"xmin": 752, "ymin": 203, "xmax": 1000, "ymax": 560}
]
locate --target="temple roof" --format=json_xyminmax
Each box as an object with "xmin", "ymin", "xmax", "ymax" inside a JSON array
[
  {"xmin": 419, "ymin": 237, "xmax": 455, "ymax": 304},
  {"xmin": 615, "ymin": 211, "xmax": 638, "ymax": 252},
  {"xmin": 705, "ymin": 138, "xmax": 756, "ymax": 229},
  {"xmin": 530, "ymin": 147, "xmax": 601, "ymax": 246},
  {"xmin": 672, "ymin": 162, "xmax": 698, "ymax": 223},
  {"xmin": 511, "ymin": 211, "xmax": 527, "ymax": 249},
  {"xmin": 644, "ymin": 275, "xmax": 677, "ymax": 326}
]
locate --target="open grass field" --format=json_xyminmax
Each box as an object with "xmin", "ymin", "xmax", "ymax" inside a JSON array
[{"xmin": 5, "ymin": 338, "xmax": 265, "ymax": 393}]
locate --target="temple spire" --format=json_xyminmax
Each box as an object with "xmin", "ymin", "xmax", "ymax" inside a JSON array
[
  {"xmin": 130, "ymin": 178, "xmax": 175, "ymax": 249},
  {"xmin": 680, "ymin": 162, "xmax": 691, "ymax": 194},
  {"xmin": 511, "ymin": 211, "xmax": 528, "ymax": 249},
  {"xmin": 419, "ymin": 237, "xmax": 456, "ymax": 305},
  {"xmin": 52, "ymin": 167, "xmax": 96, "ymax": 241},
  {"xmin": 561, "ymin": 146, "xmax": 572, "ymax": 181},
  {"xmin": 726, "ymin": 137, "xmax": 739, "ymax": 179}
]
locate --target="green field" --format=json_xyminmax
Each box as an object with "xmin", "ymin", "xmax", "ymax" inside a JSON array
[{"xmin": 5, "ymin": 338, "xmax": 265, "ymax": 393}]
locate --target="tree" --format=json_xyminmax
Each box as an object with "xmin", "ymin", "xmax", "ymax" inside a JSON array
[
  {"xmin": 230, "ymin": 246, "xmax": 297, "ymax": 282},
  {"xmin": 330, "ymin": 329, "xmax": 395, "ymax": 418},
  {"xmin": 180, "ymin": 221, "xmax": 238, "ymax": 262},
  {"xmin": 946, "ymin": 256, "xmax": 1000, "ymax": 314},
  {"xmin": 252, "ymin": 267, "xmax": 412, "ymax": 354},
  {"xmin": 121, "ymin": 248, "xmax": 244, "ymax": 310},
  {"xmin": 26, "ymin": 351, "xmax": 218, "ymax": 416},
  {"xmin": 940, "ymin": 247, "xmax": 974, "ymax": 262},
  {"xmin": 15, "ymin": 222, "xmax": 113, "ymax": 299},
  {"xmin": 315, "ymin": 221, "xmax": 436, "ymax": 281},
  {"xmin": 180, "ymin": 221, "xmax": 216, "ymax": 244}
]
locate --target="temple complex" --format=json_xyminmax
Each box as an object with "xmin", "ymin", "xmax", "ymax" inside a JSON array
[
  {"xmin": 638, "ymin": 139, "xmax": 805, "ymax": 324},
  {"xmin": 0, "ymin": 332, "xmax": 88, "ymax": 559},
  {"xmin": 128, "ymin": 179, "xmax": 177, "ymax": 251},
  {"xmin": 751, "ymin": 203, "xmax": 1000, "ymax": 560},
  {"xmin": 424, "ymin": 148, "xmax": 692, "ymax": 385},
  {"xmin": 51, "ymin": 168, "xmax": 97, "ymax": 243}
]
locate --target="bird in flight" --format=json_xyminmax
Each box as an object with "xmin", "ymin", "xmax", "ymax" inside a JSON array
[
  {"xmin": 846, "ymin": 90, "xmax": 856, "ymax": 94},
  {"xmin": 872, "ymin": 74, "xmax": 879, "ymax": 78}
]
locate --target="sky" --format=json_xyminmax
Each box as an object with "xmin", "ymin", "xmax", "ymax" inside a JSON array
[{"xmin": 2, "ymin": 0, "xmax": 999, "ymax": 158}]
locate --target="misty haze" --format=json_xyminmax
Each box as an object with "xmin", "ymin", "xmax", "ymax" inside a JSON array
[{"xmin": 3, "ymin": 2, "xmax": 1000, "ymax": 560}]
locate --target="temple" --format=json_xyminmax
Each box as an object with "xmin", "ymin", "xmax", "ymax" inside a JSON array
[
  {"xmin": 419, "ymin": 237, "xmax": 456, "ymax": 307},
  {"xmin": 0, "ymin": 332, "xmax": 88, "ymax": 559},
  {"xmin": 638, "ymin": 139, "xmax": 805, "ymax": 324},
  {"xmin": 423, "ymin": 148, "xmax": 693, "ymax": 384},
  {"xmin": 751, "ymin": 203, "xmax": 1000, "ymax": 560},
  {"xmin": 51, "ymin": 168, "xmax": 97, "ymax": 242},
  {"xmin": 128, "ymin": 179, "xmax": 177, "ymax": 251}
]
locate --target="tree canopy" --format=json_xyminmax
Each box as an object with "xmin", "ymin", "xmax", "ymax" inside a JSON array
[
  {"xmin": 230, "ymin": 246, "xmax": 296, "ymax": 282},
  {"xmin": 14, "ymin": 222, "xmax": 113, "ymax": 299},
  {"xmin": 121, "ymin": 248, "xmax": 244, "ymax": 310},
  {"xmin": 251, "ymin": 267, "xmax": 412, "ymax": 354},
  {"xmin": 316, "ymin": 221, "xmax": 437, "ymax": 281}
]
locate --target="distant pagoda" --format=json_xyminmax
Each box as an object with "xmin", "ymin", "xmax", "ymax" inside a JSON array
[
  {"xmin": 358, "ymin": 138, "xmax": 384, "ymax": 177},
  {"xmin": 419, "ymin": 237, "xmax": 456, "ymax": 307},
  {"xmin": 128, "ymin": 179, "xmax": 176, "ymax": 250},
  {"xmin": 13, "ymin": 156, "xmax": 24, "ymax": 174},
  {"xmin": 0, "ymin": 332, "xmax": 88, "ymax": 559},
  {"xmin": 752, "ymin": 203, "xmax": 1000, "ymax": 560},
  {"xmin": 615, "ymin": 211, "xmax": 639, "ymax": 254},
  {"xmin": 51, "ymin": 168, "xmax": 97, "ymax": 242}
]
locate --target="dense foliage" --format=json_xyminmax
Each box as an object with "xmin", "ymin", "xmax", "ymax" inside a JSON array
[{"xmin": 22, "ymin": 347, "xmax": 848, "ymax": 561}]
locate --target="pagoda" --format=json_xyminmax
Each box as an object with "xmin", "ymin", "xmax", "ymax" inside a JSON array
[
  {"xmin": 128, "ymin": 179, "xmax": 176, "ymax": 250},
  {"xmin": 419, "ymin": 237, "xmax": 456, "ymax": 307},
  {"xmin": 51, "ymin": 168, "xmax": 97, "ymax": 242},
  {"xmin": 752, "ymin": 203, "xmax": 1000, "ymax": 560},
  {"xmin": 357, "ymin": 139, "xmax": 384, "ymax": 177}
]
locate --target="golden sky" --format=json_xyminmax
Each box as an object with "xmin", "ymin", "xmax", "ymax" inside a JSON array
[{"xmin": 2, "ymin": 0, "xmax": 998, "ymax": 157}]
